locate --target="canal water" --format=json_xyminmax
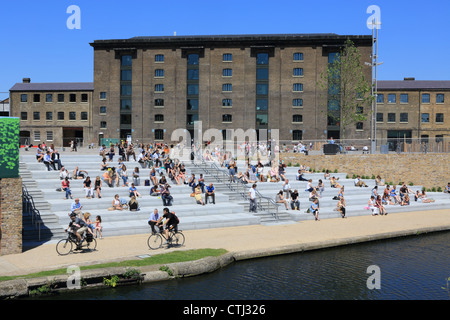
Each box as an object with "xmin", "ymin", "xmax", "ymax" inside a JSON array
[{"xmin": 47, "ymin": 231, "xmax": 450, "ymax": 300}]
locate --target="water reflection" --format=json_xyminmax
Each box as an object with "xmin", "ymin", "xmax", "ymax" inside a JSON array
[{"xmin": 43, "ymin": 231, "xmax": 450, "ymax": 300}]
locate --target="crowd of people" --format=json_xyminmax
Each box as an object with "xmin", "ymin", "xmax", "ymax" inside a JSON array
[{"xmin": 30, "ymin": 140, "xmax": 446, "ymax": 240}]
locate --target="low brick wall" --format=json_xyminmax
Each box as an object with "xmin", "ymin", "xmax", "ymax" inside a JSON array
[
  {"xmin": 0, "ymin": 177, "xmax": 23, "ymax": 255},
  {"xmin": 281, "ymin": 153, "xmax": 450, "ymax": 189}
]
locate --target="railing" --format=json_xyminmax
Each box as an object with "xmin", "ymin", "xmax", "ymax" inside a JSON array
[
  {"xmin": 22, "ymin": 184, "xmax": 42, "ymax": 241},
  {"xmin": 191, "ymin": 154, "xmax": 280, "ymax": 220}
]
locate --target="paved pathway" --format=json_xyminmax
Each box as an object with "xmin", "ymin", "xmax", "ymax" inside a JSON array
[{"xmin": 1, "ymin": 208, "xmax": 449, "ymax": 277}]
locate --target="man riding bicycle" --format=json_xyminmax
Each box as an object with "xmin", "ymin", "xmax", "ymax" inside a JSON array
[
  {"xmin": 156, "ymin": 207, "xmax": 179, "ymax": 241},
  {"xmin": 66, "ymin": 212, "xmax": 88, "ymax": 248}
]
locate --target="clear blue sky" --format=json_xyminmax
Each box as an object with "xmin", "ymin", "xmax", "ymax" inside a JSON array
[{"xmin": 1, "ymin": 0, "xmax": 449, "ymax": 97}]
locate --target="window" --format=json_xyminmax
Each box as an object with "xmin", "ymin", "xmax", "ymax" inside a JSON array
[
  {"xmin": 400, "ymin": 113, "xmax": 408, "ymax": 123},
  {"xmin": 400, "ymin": 94, "xmax": 408, "ymax": 104},
  {"xmin": 223, "ymin": 68, "xmax": 232, "ymax": 77},
  {"xmin": 436, "ymin": 94, "xmax": 445, "ymax": 104},
  {"xmin": 376, "ymin": 113, "xmax": 383, "ymax": 122},
  {"xmin": 222, "ymin": 114, "xmax": 232, "ymax": 123},
  {"xmin": 256, "ymin": 84, "xmax": 268, "ymax": 95},
  {"xmin": 21, "ymin": 112, "xmax": 27, "ymax": 120},
  {"xmin": 356, "ymin": 122, "xmax": 364, "ymax": 130},
  {"xmin": 376, "ymin": 94, "xmax": 384, "ymax": 103},
  {"xmin": 100, "ymin": 106, "xmax": 107, "ymax": 114},
  {"xmin": 121, "ymin": 85, "xmax": 132, "ymax": 96},
  {"xmin": 33, "ymin": 112, "xmax": 40, "ymax": 120},
  {"xmin": 436, "ymin": 113, "xmax": 444, "ymax": 123},
  {"xmin": 387, "ymin": 113, "xmax": 396, "ymax": 122},
  {"xmin": 422, "ymin": 93, "xmax": 430, "ymax": 103},
  {"xmin": 81, "ymin": 94, "xmax": 88, "ymax": 102},
  {"xmin": 121, "ymin": 100, "xmax": 132, "ymax": 111},
  {"xmin": 187, "ymin": 69, "xmax": 199, "ymax": 80},
  {"xmin": 222, "ymin": 99, "xmax": 232, "ymax": 107},
  {"xmin": 69, "ymin": 112, "xmax": 76, "ymax": 120},
  {"xmin": 46, "ymin": 94, "xmax": 53, "ymax": 103},
  {"xmin": 222, "ymin": 84, "xmax": 232, "ymax": 92},
  {"xmin": 57, "ymin": 112, "xmax": 64, "ymax": 120},
  {"xmin": 21, "ymin": 94, "xmax": 27, "ymax": 102},
  {"xmin": 256, "ymin": 68, "xmax": 268, "ymax": 80},
  {"xmin": 81, "ymin": 112, "xmax": 88, "ymax": 121},
  {"xmin": 155, "ymin": 69, "xmax": 164, "ymax": 78},
  {"xmin": 121, "ymin": 55, "xmax": 132, "ymax": 66},
  {"xmin": 46, "ymin": 131, "xmax": 53, "ymax": 141},
  {"xmin": 46, "ymin": 112, "xmax": 53, "ymax": 121},
  {"xmin": 293, "ymin": 52, "xmax": 304, "ymax": 61},
  {"xmin": 155, "ymin": 84, "xmax": 164, "ymax": 92},
  {"xmin": 388, "ymin": 94, "xmax": 396, "ymax": 103},
  {"xmin": 293, "ymin": 83, "xmax": 303, "ymax": 92},
  {"xmin": 120, "ymin": 114, "xmax": 131, "ymax": 125},
  {"xmin": 100, "ymin": 121, "xmax": 107, "ymax": 129},
  {"xmin": 293, "ymin": 68, "xmax": 303, "ymax": 77},
  {"xmin": 121, "ymin": 70, "xmax": 132, "ymax": 81},
  {"xmin": 34, "ymin": 131, "xmax": 40, "ymax": 141},
  {"xmin": 33, "ymin": 94, "xmax": 40, "ymax": 103},
  {"xmin": 256, "ymin": 114, "xmax": 268, "ymax": 126},
  {"xmin": 187, "ymin": 114, "xmax": 199, "ymax": 125},
  {"xmin": 293, "ymin": 99, "xmax": 303, "ymax": 107},
  {"xmin": 292, "ymin": 114, "xmax": 303, "ymax": 123},
  {"xmin": 256, "ymin": 99, "xmax": 268, "ymax": 111},
  {"xmin": 187, "ymin": 84, "xmax": 199, "ymax": 95},
  {"xmin": 421, "ymin": 113, "xmax": 429, "ymax": 123},
  {"xmin": 155, "ymin": 114, "xmax": 164, "ymax": 122},
  {"xmin": 223, "ymin": 53, "xmax": 232, "ymax": 62},
  {"xmin": 155, "ymin": 54, "xmax": 164, "ymax": 62},
  {"xmin": 69, "ymin": 94, "xmax": 76, "ymax": 103},
  {"xmin": 155, "ymin": 99, "xmax": 164, "ymax": 107},
  {"xmin": 356, "ymin": 106, "xmax": 364, "ymax": 114},
  {"xmin": 293, "ymin": 130, "xmax": 303, "ymax": 140},
  {"xmin": 256, "ymin": 53, "xmax": 269, "ymax": 65},
  {"xmin": 187, "ymin": 99, "xmax": 198, "ymax": 110},
  {"xmin": 187, "ymin": 54, "xmax": 199, "ymax": 65},
  {"xmin": 58, "ymin": 94, "xmax": 64, "ymax": 102},
  {"xmin": 155, "ymin": 129, "xmax": 164, "ymax": 140},
  {"xmin": 100, "ymin": 92, "xmax": 107, "ymax": 100}
]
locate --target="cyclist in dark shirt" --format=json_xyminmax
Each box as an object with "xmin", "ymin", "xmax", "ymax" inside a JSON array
[
  {"xmin": 66, "ymin": 212, "xmax": 88, "ymax": 244},
  {"xmin": 156, "ymin": 208, "xmax": 179, "ymax": 240}
]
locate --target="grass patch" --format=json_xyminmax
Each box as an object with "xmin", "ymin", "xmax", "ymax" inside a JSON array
[{"xmin": 0, "ymin": 248, "xmax": 228, "ymax": 282}]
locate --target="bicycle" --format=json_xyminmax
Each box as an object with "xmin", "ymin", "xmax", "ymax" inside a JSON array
[
  {"xmin": 147, "ymin": 227, "xmax": 185, "ymax": 250},
  {"xmin": 56, "ymin": 229, "xmax": 97, "ymax": 255}
]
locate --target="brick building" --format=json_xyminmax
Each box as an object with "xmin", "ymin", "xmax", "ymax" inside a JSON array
[
  {"xmin": 90, "ymin": 34, "xmax": 373, "ymax": 144},
  {"xmin": 9, "ymin": 79, "xmax": 94, "ymax": 147},
  {"xmin": 376, "ymin": 78, "xmax": 450, "ymax": 150}
]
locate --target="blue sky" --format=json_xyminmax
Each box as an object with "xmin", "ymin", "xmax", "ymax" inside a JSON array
[{"xmin": 1, "ymin": 0, "xmax": 449, "ymax": 97}]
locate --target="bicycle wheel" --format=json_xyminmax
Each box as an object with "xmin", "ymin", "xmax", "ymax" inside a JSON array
[
  {"xmin": 171, "ymin": 232, "xmax": 185, "ymax": 247},
  {"xmin": 85, "ymin": 238, "xmax": 97, "ymax": 251},
  {"xmin": 56, "ymin": 239, "xmax": 73, "ymax": 255},
  {"xmin": 147, "ymin": 234, "xmax": 163, "ymax": 250}
]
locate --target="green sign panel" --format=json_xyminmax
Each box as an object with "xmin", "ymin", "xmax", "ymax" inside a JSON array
[{"xmin": 0, "ymin": 117, "xmax": 20, "ymax": 178}]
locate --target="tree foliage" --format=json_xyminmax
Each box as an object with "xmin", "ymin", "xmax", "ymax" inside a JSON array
[
  {"xmin": 0, "ymin": 117, "xmax": 20, "ymax": 178},
  {"xmin": 319, "ymin": 39, "xmax": 373, "ymax": 141}
]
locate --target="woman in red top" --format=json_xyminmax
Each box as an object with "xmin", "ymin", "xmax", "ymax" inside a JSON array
[{"xmin": 62, "ymin": 177, "xmax": 73, "ymax": 200}]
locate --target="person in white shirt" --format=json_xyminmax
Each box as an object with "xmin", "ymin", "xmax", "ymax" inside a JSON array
[
  {"xmin": 282, "ymin": 179, "xmax": 291, "ymax": 199},
  {"xmin": 249, "ymin": 184, "xmax": 257, "ymax": 213}
]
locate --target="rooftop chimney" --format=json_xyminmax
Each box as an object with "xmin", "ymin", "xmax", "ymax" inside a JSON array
[
  {"xmin": 404, "ymin": 77, "xmax": 415, "ymax": 81},
  {"xmin": 23, "ymin": 78, "xmax": 31, "ymax": 83}
]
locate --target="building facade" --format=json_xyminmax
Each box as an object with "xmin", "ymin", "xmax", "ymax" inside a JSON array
[
  {"xmin": 90, "ymin": 34, "xmax": 373, "ymax": 145},
  {"xmin": 9, "ymin": 79, "xmax": 94, "ymax": 147},
  {"xmin": 376, "ymin": 78, "xmax": 450, "ymax": 150}
]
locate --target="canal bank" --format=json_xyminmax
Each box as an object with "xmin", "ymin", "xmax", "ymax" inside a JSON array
[{"xmin": 1, "ymin": 209, "xmax": 450, "ymax": 298}]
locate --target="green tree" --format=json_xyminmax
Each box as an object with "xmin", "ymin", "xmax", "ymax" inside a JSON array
[{"xmin": 318, "ymin": 39, "xmax": 373, "ymax": 142}]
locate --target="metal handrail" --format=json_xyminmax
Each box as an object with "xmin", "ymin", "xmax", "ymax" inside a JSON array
[
  {"xmin": 191, "ymin": 154, "xmax": 279, "ymax": 220},
  {"xmin": 22, "ymin": 184, "xmax": 42, "ymax": 240}
]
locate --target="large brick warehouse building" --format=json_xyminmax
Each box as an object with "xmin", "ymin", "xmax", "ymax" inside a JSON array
[{"xmin": 89, "ymin": 33, "xmax": 373, "ymax": 144}]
